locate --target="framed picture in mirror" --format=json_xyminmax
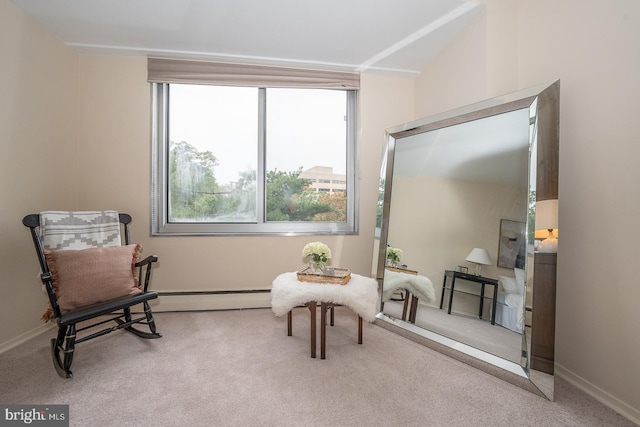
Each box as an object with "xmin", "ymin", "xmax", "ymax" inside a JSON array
[{"xmin": 497, "ymin": 219, "xmax": 526, "ymax": 269}]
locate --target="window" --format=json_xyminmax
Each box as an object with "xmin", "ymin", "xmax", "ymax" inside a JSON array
[{"xmin": 151, "ymin": 83, "xmax": 358, "ymax": 235}]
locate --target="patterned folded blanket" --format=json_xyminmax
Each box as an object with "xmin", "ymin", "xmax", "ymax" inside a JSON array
[{"xmin": 39, "ymin": 211, "xmax": 122, "ymax": 250}]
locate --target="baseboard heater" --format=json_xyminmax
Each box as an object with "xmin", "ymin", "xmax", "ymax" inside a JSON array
[{"xmin": 153, "ymin": 289, "xmax": 272, "ymax": 312}]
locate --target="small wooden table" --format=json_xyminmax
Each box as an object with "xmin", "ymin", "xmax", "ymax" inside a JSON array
[
  {"xmin": 287, "ymin": 302, "xmax": 361, "ymax": 359},
  {"xmin": 385, "ymin": 267, "xmax": 419, "ymax": 323},
  {"xmin": 271, "ymin": 272, "xmax": 379, "ymax": 359},
  {"xmin": 382, "ymin": 267, "xmax": 435, "ymax": 324},
  {"xmin": 439, "ymin": 270, "xmax": 499, "ymax": 325}
]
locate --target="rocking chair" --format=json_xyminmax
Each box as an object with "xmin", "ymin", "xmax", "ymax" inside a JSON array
[{"xmin": 23, "ymin": 211, "xmax": 162, "ymax": 378}]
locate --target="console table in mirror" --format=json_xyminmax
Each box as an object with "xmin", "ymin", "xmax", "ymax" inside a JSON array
[{"xmin": 374, "ymin": 81, "xmax": 559, "ymax": 400}]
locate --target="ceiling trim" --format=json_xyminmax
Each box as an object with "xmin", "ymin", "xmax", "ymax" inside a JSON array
[
  {"xmin": 68, "ymin": 43, "xmax": 366, "ymax": 72},
  {"xmin": 358, "ymin": 2, "xmax": 482, "ymax": 72}
]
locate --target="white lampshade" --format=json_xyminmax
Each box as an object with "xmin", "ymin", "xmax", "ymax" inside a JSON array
[
  {"xmin": 535, "ymin": 199, "xmax": 558, "ymax": 231},
  {"xmin": 465, "ymin": 248, "xmax": 492, "ymax": 265},
  {"xmin": 465, "ymin": 248, "xmax": 492, "ymax": 276},
  {"xmin": 535, "ymin": 199, "xmax": 558, "ymax": 253}
]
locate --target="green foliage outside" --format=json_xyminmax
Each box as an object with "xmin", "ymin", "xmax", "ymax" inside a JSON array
[
  {"xmin": 266, "ymin": 169, "xmax": 335, "ymax": 221},
  {"xmin": 169, "ymin": 141, "xmax": 255, "ymax": 221},
  {"xmin": 169, "ymin": 141, "xmax": 345, "ymax": 222},
  {"xmin": 314, "ymin": 191, "xmax": 346, "ymax": 221},
  {"xmin": 528, "ymin": 190, "xmax": 536, "ymax": 242},
  {"xmin": 376, "ymin": 178, "xmax": 386, "ymax": 229}
]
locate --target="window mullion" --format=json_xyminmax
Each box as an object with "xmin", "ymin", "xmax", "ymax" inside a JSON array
[
  {"xmin": 257, "ymin": 88, "xmax": 267, "ymax": 224},
  {"xmin": 346, "ymin": 90, "xmax": 358, "ymax": 226},
  {"xmin": 152, "ymin": 83, "xmax": 170, "ymax": 233}
]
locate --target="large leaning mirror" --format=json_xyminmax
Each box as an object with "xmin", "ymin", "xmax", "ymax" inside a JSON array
[{"xmin": 374, "ymin": 81, "xmax": 559, "ymax": 400}]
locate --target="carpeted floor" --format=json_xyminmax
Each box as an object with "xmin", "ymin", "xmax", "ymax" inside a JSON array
[
  {"xmin": 382, "ymin": 301, "xmax": 522, "ymax": 362},
  {"xmin": 0, "ymin": 308, "xmax": 635, "ymax": 426}
]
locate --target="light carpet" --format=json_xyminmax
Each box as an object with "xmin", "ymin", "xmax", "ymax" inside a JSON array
[
  {"xmin": 383, "ymin": 300, "xmax": 522, "ymax": 363},
  {"xmin": 0, "ymin": 308, "xmax": 634, "ymax": 427}
]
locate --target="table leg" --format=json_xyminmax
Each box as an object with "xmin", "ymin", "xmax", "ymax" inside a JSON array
[
  {"xmin": 358, "ymin": 315, "xmax": 363, "ymax": 344},
  {"xmin": 330, "ymin": 305, "xmax": 335, "ymax": 326},
  {"xmin": 287, "ymin": 311, "xmax": 292, "ymax": 336},
  {"xmin": 308, "ymin": 301, "xmax": 316, "ymax": 358},
  {"xmin": 409, "ymin": 295, "xmax": 419, "ymax": 323},
  {"xmin": 321, "ymin": 302, "xmax": 327, "ymax": 359},
  {"xmin": 447, "ymin": 276, "xmax": 456, "ymax": 314},
  {"xmin": 491, "ymin": 283, "xmax": 498, "ymax": 325},
  {"xmin": 479, "ymin": 283, "xmax": 486, "ymax": 319},
  {"xmin": 402, "ymin": 290, "xmax": 409, "ymax": 320},
  {"xmin": 439, "ymin": 275, "xmax": 447, "ymax": 309}
]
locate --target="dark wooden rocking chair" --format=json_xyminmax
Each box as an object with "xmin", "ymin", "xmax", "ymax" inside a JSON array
[{"xmin": 23, "ymin": 211, "xmax": 162, "ymax": 378}]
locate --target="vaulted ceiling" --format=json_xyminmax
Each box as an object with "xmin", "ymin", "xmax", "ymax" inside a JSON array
[{"xmin": 10, "ymin": 0, "xmax": 482, "ymax": 76}]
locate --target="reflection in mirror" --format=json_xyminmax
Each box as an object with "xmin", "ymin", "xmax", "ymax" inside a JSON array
[
  {"xmin": 374, "ymin": 81, "xmax": 559, "ymax": 400},
  {"xmin": 384, "ymin": 108, "xmax": 529, "ymax": 361}
]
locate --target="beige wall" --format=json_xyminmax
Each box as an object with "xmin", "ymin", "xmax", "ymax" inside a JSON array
[
  {"xmin": 415, "ymin": 0, "xmax": 640, "ymax": 420},
  {"xmin": 0, "ymin": 0, "xmax": 79, "ymax": 345},
  {"xmin": 414, "ymin": 8, "xmax": 487, "ymax": 118}
]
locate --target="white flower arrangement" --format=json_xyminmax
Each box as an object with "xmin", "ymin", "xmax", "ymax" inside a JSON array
[
  {"xmin": 386, "ymin": 247, "xmax": 403, "ymax": 264},
  {"xmin": 302, "ymin": 241, "xmax": 332, "ymax": 263}
]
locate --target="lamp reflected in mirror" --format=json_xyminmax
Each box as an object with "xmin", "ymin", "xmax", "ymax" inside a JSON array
[
  {"xmin": 464, "ymin": 248, "xmax": 492, "ymax": 276},
  {"xmin": 535, "ymin": 199, "xmax": 558, "ymax": 253}
]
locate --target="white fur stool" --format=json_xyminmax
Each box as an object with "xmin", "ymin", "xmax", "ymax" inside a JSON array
[{"xmin": 271, "ymin": 272, "xmax": 379, "ymax": 359}]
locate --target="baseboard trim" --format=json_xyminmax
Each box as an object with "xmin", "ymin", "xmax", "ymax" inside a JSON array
[
  {"xmin": 555, "ymin": 362, "xmax": 640, "ymax": 425},
  {"xmin": 0, "ymin": 322, "xmax": 55, "ymax": 354},
  {"xmin": 0, "ymin": 291, "xmax": 272, "ymax": 354},
  {"xmin": 152, "ymin": 290, "xmax": 272, "ymax": 312}
]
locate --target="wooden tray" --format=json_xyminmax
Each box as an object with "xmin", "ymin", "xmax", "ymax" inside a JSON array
[
  {"xmin": 385, "ymin": 266, "xmax": 418, "ymax": 275},
  {"xmin": 297, "ymin": 267, "xmax": 351, "ymax": 285}
]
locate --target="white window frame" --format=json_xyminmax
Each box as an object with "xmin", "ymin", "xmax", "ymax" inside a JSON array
[{"xmin": 151, "ymin": 83, "xmax": 359, "ymax": 236}]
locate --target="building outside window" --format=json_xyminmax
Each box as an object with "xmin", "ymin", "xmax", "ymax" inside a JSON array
[{"xmin": 299, "ymin": 166, "xmax": 347, "ymax": 194}]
